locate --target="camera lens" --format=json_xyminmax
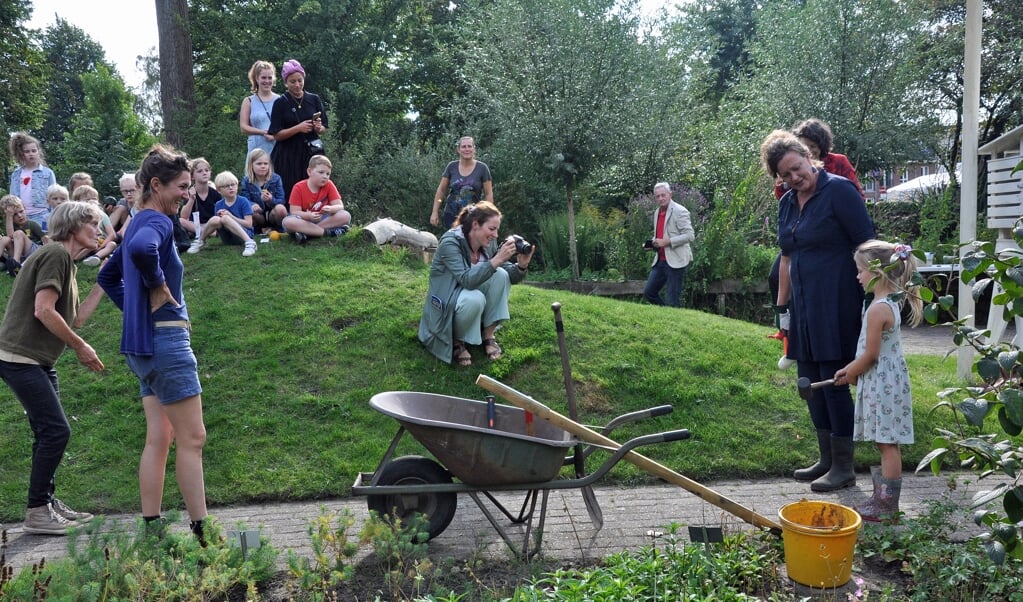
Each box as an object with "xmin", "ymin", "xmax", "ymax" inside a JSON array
[{"xmin": 511, "ymin": 235, "xmax": 532, "ymax": 255}]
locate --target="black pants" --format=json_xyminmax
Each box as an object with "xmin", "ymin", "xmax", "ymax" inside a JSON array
[
  {"xmin": 797, "ymin": 359, "xmax": 855, "ymax": 437},
  {"xmin": 0, "ymin": 360, "xmax": 70, "ymax": 508}
]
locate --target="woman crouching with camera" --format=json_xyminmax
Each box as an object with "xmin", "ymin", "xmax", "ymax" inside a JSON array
[{"xmin": 419, "ymin": 202, "xmax": 534, "ymax": 366}]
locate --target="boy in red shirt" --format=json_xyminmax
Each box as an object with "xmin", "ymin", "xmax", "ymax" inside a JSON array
[{"xmin": 281, "ymin": 155, "xmax": 352, "ymax": 244}]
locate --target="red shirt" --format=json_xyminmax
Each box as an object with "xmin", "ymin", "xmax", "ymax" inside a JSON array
[
  {"xmin": 289, "ymin": 179, "xmax": 342, "ymax": 213},
  {"xmin": 655, "ymin": 206, "xmax": 668, "ymax": 262}
]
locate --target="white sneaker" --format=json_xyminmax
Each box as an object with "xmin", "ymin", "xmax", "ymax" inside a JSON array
[
  {"xmin": 242, "ymin": 240, "xmax": 257, "ymax": 257},
  {"xmin": 24, "ymin": 503, "xmax": 80, "ymax": 535},
  {"xmin": 82, "ymin": 255, "xmax": 101, "ymax": 267},
  {"xmin": 187, "ymin": 239, "xmax": 204, "ymax": 254}
]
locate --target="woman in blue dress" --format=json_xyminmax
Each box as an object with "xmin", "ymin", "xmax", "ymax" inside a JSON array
[
  {"xmin": 760, "ymin": 130, "xmax": 875, "ymax": 493},
  {"xmin": 239, "ymin": 60, "xmax": 279, "ymax": 158}
]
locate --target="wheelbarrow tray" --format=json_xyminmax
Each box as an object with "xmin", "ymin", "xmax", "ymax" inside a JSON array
[{"xmin": 370, "ymin": 391, "xmax": 576, "ymax": 486}]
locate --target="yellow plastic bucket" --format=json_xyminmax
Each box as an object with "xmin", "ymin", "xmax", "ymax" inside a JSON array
[{"xmin": 778, "ymin": 500, "xmax": 862, "ymax": 588}]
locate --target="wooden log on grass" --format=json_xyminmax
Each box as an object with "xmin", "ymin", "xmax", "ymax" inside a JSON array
[{"xmin": 362, "ymin": 218, "xmax": 438, "ymax": 252}]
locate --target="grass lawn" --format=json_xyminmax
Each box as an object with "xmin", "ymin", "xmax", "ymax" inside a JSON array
[{"xmin": 0, "ymin": 230, "xmax": 967, "ymax": 522}]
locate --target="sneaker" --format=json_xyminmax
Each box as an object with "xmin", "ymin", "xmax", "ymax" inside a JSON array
[
  {"xmin": 51, "ymin": 497, "xmax": 94, "ymax": 523},
  {"xmin": 326, "ymin": 225, "xmax": 350, "ymax": 237},
  {"xmin": 293, "ymin": 232, "xmax": 308, "ymax": 245},
  {"xmin": 242, "ymin": 240, "xmax": 257, "ymax": 257},
  {"xmin": 5, "ymin": 256, "xmax": 21, "ymax": 278},
  {"xmin": 187, "ymin": 238, "xmax": 204, "ymax": 254},
  {"xmin": 24, "ymin": 503, "xmax": 80, "ymax": 535},
  {"xmin": 82, "ymin": 255, "xmax": 102, "ymax": 267}
]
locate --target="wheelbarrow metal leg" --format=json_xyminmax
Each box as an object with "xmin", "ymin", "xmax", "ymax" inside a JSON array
[
  {"xmin": 477, "ymin": 489, "xmax": 538, "ymax": 524},
  {"xmin": 467, "ymin": 489, "xmax": 547, "ymax": 560},
  {"xmin": 368, "ymin": 427, "xmax": 407, "ymax": 486}
]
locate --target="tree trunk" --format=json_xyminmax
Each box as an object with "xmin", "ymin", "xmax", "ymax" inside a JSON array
[
  {"xmin": 155, "ymin": 0, "xmax": 195, "ymax": 148},
  {"xmin": 566, "ymin": 178, "xmax": 579, "ymax": 281}
]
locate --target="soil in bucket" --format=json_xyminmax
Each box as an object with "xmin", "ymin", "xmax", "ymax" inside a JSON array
[{"xmin": 778, "ymin": 500, "xmax": 862, "ymax": 588}]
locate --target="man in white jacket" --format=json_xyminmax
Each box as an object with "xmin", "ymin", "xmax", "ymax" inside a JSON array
[{"xmin": 643, "ymin": 182, "xmax": 695, "ymax": 308}]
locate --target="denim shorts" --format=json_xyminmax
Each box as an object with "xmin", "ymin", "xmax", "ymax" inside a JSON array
[{"xmin": 125, "ymin": 326, "xmax": 202, "ymax": 404}]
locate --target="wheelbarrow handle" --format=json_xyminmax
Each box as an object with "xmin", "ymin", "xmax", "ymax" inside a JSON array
[
  {"xmin": 661, "ymin": 429, "xmax": 691, "ymax": 443},
  {"xmin": 599, "ymin": 405, "xmax": 674, "ymax": 437}
]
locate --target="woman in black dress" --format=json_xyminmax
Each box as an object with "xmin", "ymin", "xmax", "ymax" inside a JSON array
[
  {"xmin": 268, "ymin": 59, "xmax": 327, "ymax": 202},
  {"xmin": 760, "ymin": 130, "xmax": 874, "ymax": 493}
]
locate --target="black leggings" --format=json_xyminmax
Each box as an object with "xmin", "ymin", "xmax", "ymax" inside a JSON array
[{"xmin": 797, "ymin": 359, "xmax": 855, "ymax": 437}]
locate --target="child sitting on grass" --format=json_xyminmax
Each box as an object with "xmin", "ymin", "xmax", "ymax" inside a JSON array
[
  {"xmin": 179, "ymin": 157, "xmax": 221, "ymax": 239},
  {"xmin": 71, "ymin": 185, "xmax": 119, "ymax": 267},
  {"xmin": 1, "ymin": 194, "xmax": 47, "ymax": 277},
  {"xmin": 46, "ymin": 184, "xmax": 69, "ymax": 212},
  {"xmin": 187, "ymin": 171, "xmax": 257, "ymax": 257},
  {"xmin": 282, "ymin": 155, "xmax": 352, "ymax": 244}
]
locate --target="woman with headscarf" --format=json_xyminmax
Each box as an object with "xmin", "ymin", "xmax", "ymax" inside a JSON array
[{"xmin": 267, "ymin": 59, "xmax": 327, "ymax": 202}]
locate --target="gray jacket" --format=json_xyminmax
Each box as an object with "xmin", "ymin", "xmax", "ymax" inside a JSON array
[
  {"xmin": 418, "ymin": 229, "xmax": 526, "ymax": 363},
  {"xmin": 651, "ymin": 201, "xmax": 695, "ymax": 269}
]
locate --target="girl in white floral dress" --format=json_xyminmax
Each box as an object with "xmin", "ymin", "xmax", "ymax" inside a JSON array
[{"xmin": 834, "ymin": 240, "xmax": 922, "ymax": 522}]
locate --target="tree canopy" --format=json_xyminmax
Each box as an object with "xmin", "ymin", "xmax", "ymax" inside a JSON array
[{"xmin": 4, "ymin": 0, "xmax": 1020, "ymax": 253}]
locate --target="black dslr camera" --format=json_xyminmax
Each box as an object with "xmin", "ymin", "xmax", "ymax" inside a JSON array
[{"xmin": 509, "ymin": 234, "xmax": 533, "ymax": 256}]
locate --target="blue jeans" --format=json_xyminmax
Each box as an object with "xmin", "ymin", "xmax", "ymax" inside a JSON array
[
  {"xmin": 125, "ymin": 326, "xmax": 202, "ymax": 404},
  {"xmin": 644, "ymin": 260, "xmax": 687, "ymax": 308},
  {"xmin": 0, "ymin": 360, "xmax": 69, "ymax": 508}
]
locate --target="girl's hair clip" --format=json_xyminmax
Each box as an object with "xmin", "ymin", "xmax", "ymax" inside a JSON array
[{"xmin": 890, "ymin": 243, "xmax": 912, "ymax": 264}]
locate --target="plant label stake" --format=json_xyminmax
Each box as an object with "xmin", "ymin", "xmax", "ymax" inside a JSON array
[
  {"xmin": 227, "ymin": 529, "xmax": 261, "ymax": 560},
  {"xmin": 688, "ymin": 525, "xmax": 724, "ymax": 548}
]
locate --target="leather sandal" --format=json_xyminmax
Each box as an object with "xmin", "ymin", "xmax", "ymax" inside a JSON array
[
  {"xmin": 453, "ymin": 341, "xmax": 472, "ymax": 367},
  {"xmin": 483, "ymin": 338, "xmax": 503, "ymax": 361}
]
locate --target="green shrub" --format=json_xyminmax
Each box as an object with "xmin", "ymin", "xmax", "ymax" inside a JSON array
[
  {"xmin": 338, "ymin": 131, "xmax": 448, "ymax": 228},
  {"xmin": 537, "ymin": 205, "xmax": 619, "ymax": 277}
]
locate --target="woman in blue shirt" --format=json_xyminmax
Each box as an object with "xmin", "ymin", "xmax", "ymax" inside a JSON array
[{"xmin": 98, "ymin": 145, "xmax": 210, "ymax": 544}]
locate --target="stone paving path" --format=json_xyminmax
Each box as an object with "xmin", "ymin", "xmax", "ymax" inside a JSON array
[{"xmin": 3, "ymin": 470, "xmax": 1001, "ymax": 575}]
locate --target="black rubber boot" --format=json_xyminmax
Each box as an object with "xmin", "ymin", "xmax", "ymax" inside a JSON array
[
  {"xmin": 793, "ymin": 429, "xmax": 832, "ymax": 481},
  {"xmin": 811, "ymin": 435, "xmax": 856, "ymax": 492}
]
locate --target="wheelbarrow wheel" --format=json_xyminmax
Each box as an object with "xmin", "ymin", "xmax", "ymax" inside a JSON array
[{"xmin": 367, "ymin": 455, "xmax": 457, "ymax": 541}]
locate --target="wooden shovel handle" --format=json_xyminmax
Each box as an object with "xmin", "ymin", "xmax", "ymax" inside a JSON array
[{"xmin": 476, "ymin": 375, "xmax": 783, "ymax": 533}]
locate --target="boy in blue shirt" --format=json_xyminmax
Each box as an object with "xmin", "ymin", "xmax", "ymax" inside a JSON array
[{"xmin": 186, "ymin": 171, "xmax": 257, "ymax": 257}]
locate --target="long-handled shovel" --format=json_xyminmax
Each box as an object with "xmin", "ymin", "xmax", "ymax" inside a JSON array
[
  {"xmin": 476, "ymin": 375, "xmax": 784, "ymax": 534},
  {"xmin": 552, "ymin": 302, "xmax": 603, "ymax": 528}
]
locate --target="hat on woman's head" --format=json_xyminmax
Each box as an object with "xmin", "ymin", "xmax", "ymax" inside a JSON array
[{"xmin": 281, "ymin": 59, "xmax": 305, "ymax": 81}]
